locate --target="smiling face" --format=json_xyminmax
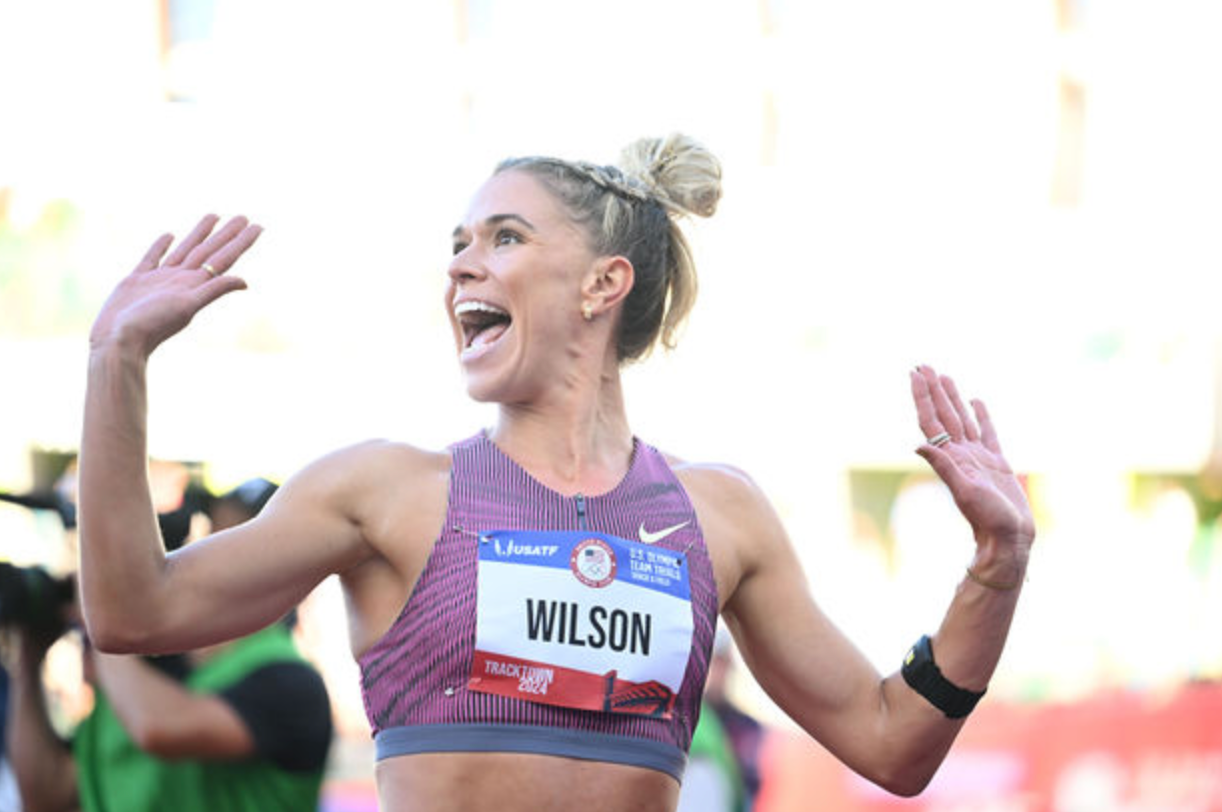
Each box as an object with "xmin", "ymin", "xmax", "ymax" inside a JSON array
[{"xmin": 446, "ymin": 170, "xmax": 602, "ymax": 404}]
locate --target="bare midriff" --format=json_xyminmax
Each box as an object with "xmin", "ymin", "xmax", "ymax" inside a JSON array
[{"xmin": 375, "ymin": 751, "xmax": 681, "ymax": 812}]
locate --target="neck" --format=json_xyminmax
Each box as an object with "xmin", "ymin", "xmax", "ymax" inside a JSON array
[{"xmin": 489, "ymin": 358, "xmax": 632, "ymax": 496}]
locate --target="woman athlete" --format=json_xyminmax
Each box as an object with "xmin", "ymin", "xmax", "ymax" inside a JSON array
[{"xmin": 78, "ymin": 134, "xmax": 1033, "ymax": 812}]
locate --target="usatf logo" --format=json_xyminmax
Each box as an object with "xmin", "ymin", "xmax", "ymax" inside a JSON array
[
  {"xmin": 492, "ymin": 538, "xmax": 560, "ymax": 558},
  {"xmin": 570, "ymin": 538, "xmax": 617, "ymax": 588}
]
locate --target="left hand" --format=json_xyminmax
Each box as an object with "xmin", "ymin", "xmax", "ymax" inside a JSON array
[{"xmin": 910, "ymin": 365, "xmax": 1035, "ymax": 553}]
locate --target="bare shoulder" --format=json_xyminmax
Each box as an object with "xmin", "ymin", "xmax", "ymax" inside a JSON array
[
  {"xmin": 661, "ymin": 452, "xmax": 789, "ymax": 609},
  {"xmin": 287, "ymin": 439, "xmax": 451, "ymax": 529},
  {"xmin": 303, "ymin": 437, "xmax": 451, "ymax": 475},
  {"xmin": 258, "ymin": 439, "xmax": 450, "ymax": 556},
  {"xmin": 269, "ymin": 440, "xmax": 453, "ymax": 656},
  {"xmin": 287, "ymin": 439, "xmax": 450, "ymax": 497},
  {"xmin": 663, "ymin": 452, "xmax": 772, "ymax": 518}
]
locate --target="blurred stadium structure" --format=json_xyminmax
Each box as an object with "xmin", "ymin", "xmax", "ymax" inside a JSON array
[{"xmin": 2, "ymin": 1, "xmax": 1221, "ymax": 810}]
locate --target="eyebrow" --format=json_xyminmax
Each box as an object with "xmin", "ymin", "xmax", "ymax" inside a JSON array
[{"xmin": 452, "ymin": 213, "xmax": 538, "ymax": 240}]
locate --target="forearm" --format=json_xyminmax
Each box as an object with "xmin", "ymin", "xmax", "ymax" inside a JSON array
[
  {"xmin": 7, "ymin": 653, "xmax": 79, "ymax": 812},
  {"xmin": 91, "ymin": 652, "xmax": 196, "ymax": 749},
  {"xmin": 92, "ymin": 651, "xmax": 256, "ymax": 759},
  {"xmin": 873, "ymin": 534, "xmax": 1029, "ymax": 793},
  {"xmin": 930, "ymin": 533, "xmax": 1029, "ymax": 691},
  {"xmin": 78, "ymin": 343, "xmax": 168, "ymax": 651}
]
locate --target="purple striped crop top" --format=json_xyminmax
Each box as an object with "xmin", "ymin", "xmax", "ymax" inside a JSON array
[{"xmin": 358, "ymin": 432, "xmax": 719, "ymax": 781}]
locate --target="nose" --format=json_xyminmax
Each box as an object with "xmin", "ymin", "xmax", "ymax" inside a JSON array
[{"xmin": 447, "ymin": 246, "xmax": 485, "ymax": 287}]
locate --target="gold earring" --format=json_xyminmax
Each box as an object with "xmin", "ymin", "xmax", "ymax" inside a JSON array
[{"xmin": 582, "ymin": 302, "xmax": 594, "ymax": 321}]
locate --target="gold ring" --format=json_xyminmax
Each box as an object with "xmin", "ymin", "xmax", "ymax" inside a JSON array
[{"xmin": 201, "ymin": 263, "xmax": 218, "ymax": 277}]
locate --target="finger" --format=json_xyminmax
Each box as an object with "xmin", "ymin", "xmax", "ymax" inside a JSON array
[
  {"xmin": 910, "ymin": 368, "xmax": 945, "ymax": 440},
  {"xmin": 920, "ymin": 365, "xmax": 965, "ymax": 440},
  {"xmin": 183, "ymin": 216, "xmax": 251, "ymax": 270},
  {"xmin": 164, "ymin": 214, "xmax": 221, "ymax": 267},
  {"xmin": 134, "ymin": 233, "xmax": 173, "ymax": 273},
  {"xmin": 941, "ymin": 375, "xmax": 980, "ymax": 442},
  {"xmin": 194, "ymin": 275, "xmax": 249, "ymax": 309},
  {"xmin": 915, "ymin": 445, "xmax": 968, "ymax": 493},
  {"xmin": 972, "ymin": 399, "xmax": 1004, "ymax": 455},
  {"xmin": 196, "ymin": 223, "xmax": 263, "ymax": 275}
]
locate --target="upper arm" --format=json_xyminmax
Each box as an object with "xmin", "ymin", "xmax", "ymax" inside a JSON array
[
  {"xmin": 683, "ymin": 464, "xmax": 893, "ymax": 776},
  {"xmin": 109, "ymin": 440, "xmax": 440, "ymax": 653}
]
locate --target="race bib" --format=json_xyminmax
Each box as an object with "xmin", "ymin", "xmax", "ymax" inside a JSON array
[{"xmin": 468, "ymin": 529, "xmax": 694, "ymax": 718}]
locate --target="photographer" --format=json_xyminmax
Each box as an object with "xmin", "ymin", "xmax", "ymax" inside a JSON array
[
  {"xmin": 4, "ymin": 478, "xmax": 333, "ymax": 812},
  {"xmin": 1, "ymin": 561, "xmax": 80, "ymax": 812}
]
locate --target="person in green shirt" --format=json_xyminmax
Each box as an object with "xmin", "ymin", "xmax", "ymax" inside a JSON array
[{"xmin": 6, "ymin": 478, "xmax": 332, "ymax": 812}]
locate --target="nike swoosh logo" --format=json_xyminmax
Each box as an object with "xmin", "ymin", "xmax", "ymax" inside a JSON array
[{"xmin": 638, "ymin": 520, "xmax": 690, "ymax": 545}]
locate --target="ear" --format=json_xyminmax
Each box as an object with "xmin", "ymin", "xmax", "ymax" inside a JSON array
[{"xmin": 581, "ymin": 255, "xmax": 634, "ymax": 317}]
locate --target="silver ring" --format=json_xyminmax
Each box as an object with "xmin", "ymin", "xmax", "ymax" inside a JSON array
[
  {"xmin": 927, "ymin": 431, "xmax": 952, "ymax": 447},
  {"xmin": 201, "ymin": 262, "xmax": 218, "ymax": 278}
]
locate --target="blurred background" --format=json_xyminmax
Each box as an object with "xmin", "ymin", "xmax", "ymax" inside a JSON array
[{"xmin": 2, "ymin": 0, "xmax": 1221, "ymax": 810}]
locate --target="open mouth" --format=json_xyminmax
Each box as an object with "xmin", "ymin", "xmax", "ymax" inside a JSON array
[{"xmin": 454, "ymin": 300, "xmax": 512, "ymax": 355}]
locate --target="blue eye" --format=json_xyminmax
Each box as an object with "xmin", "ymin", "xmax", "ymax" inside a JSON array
[{"xmin": 496, "ymin": 229, "xmax": 523, "ymax": 246}]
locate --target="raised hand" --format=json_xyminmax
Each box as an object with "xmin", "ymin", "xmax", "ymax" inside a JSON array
[
  {"xmin": 89, "ymin": 215, "xmax": 262, "ymax": 356},
  {"xmin": 910, "ymin": 365, "xmax": 1035, "ymax": 556}
]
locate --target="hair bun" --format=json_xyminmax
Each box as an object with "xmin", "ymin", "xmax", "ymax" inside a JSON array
[{"xmin": 619, "ymin": 134, "xmax": 722, "ymax": 219}]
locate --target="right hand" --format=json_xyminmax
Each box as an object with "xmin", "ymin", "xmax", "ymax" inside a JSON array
[{"xmin": 89, "ymin": 214, "xmax": 262, "ymax": 355}]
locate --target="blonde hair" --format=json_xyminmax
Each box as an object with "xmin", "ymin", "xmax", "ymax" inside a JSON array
[{"xmin": 496, "ymin": 133, "xmax": 722, "ymax": 362}]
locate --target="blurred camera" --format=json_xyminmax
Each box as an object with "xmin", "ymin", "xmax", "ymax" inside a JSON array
[{"xmin": 0, "ymin": 562, "xmax": 75, "ymax": 636}]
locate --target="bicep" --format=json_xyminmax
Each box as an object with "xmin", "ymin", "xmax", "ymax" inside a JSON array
[
  {"xmin": 716, "ymin": 486, "xmax": 890, "ymax": 772},
  {"xmin": 725, "ymin": 534, "xmax": 881, "ymax": 726},
  {"xmin": 141, "ymin": 451, "xmax": 378, "ymax": 651}
]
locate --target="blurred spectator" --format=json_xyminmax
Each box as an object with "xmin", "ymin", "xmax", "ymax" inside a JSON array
[
  {"xmin": 676, "ymin": 629, "xmax": 766, "ymax": 812},
  {"xmin": 4, "ymin": 476, "xmax": 332, "ymax": 812},
  {"xmin": 0, "ymin": 665, "xmax": 19, "ymax": 812},
  {"xmin": 675, "ymin": 699, "xmax": 744, "ymax": 812},
  {"xmin": 706, "ymin": 630, "xmax": 766, "ymax": 810}
]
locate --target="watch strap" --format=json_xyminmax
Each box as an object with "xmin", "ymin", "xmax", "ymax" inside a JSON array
[{"xmin": 901, "ymin": 634, "xmax": 985, "ymax": 719}]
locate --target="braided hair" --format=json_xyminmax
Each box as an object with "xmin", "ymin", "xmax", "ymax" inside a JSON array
[{"xmin": 496, "ymin": 134, "xmax": 722, "ymax": 362}]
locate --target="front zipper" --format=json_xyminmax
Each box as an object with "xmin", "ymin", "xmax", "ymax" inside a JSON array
[{"xmin": 575, "ymin": 493, "xmax": 587, "ymax": 530}]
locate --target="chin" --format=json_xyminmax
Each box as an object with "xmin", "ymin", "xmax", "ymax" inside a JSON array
[
  {"xmin": 460, "ymin": 367, "xmax": 508, "ymax": 404},
  {"xmin": 461, "ymin": 366, "xmax": 537, "ymax": 407},
  {"xmin": 464, "ymin": 382, "xmax": 499, "ymax": 404}
]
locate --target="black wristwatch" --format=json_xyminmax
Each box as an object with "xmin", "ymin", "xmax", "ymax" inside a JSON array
[{"xmin": 901, "ymin": 634, "xmax": 985, "ymax": 719}]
